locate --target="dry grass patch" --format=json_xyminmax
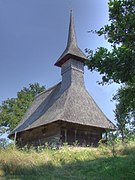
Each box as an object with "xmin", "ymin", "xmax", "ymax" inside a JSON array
[{"xmin": 0, "ymin": 140, "xmax": 135, "ymax": 179}]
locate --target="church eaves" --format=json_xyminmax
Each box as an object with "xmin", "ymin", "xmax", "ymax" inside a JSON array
[{"xmin": 54, "ymin": 10, "xmax": 87, "ymax": 67}]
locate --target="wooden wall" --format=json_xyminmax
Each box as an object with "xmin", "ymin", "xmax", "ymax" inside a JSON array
[
  {"xmin": 16, "ymin": 121, "xmax": 104, "ymax": 147},
  {"xmin": 16, "ymin": 123, "xmax": 61, "ymax": 147},
  {"xmin": 60, "ymin": 122, "xmax": 103, "ymax": 146}
]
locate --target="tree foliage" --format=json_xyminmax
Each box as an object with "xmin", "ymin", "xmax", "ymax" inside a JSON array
[
  {"xmin": 113, "ymin": 81, "xmax": 135, "ymax": 139},
  {"xmin": 86, "ymin": 0, "xmax": 135, "ymax": 137},
  {"xmin": 86, "ymin": 0, "xmax": 135, "ymax": 85},
  {"xmin": 0, "ymin": 83, "xmax": 45, "ymax": 132}
]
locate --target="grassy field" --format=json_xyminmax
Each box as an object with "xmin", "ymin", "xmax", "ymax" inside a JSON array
[{"xmin": 0, "ymin": 140, "xmax": 135, "ymax": 180}]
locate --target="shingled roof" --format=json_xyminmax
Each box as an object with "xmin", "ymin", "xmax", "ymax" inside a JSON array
[
  {"xmin": 10, "ymin": 81, "xmax": 115, "ymax": 136},
  {"xmin": 9, "ymin": 11, "xmax": 115, "ymax": 137}
]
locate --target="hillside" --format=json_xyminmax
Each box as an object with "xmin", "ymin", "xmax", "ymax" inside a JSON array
[{"xmin": 0, "ymin": 140, "xmax": 135, "ymax": 180}]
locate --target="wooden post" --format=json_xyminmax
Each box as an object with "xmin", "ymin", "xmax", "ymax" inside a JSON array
[
  {"xmin": 64, "ymin": 129, "xmax": 67, "ymax": 143},
  {"xmin": 105, "ymin": 131, "xmax": 108, "ymax": 142},
  {"xmin": 14, "ymin": 131, "xmax": 17, "ymax": 148},
  {"xmin": 75, "ymin": 129, "xmax": 77, "ymax": 142}
]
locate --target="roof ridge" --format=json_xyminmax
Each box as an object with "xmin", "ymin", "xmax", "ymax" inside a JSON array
[
  {"xmin": 60, "ymin": 86, "xmax": 72, "ymax": 119},
  {"xmin": 35, "ymin": 82, "xmax": 61, "ymax": 98}
]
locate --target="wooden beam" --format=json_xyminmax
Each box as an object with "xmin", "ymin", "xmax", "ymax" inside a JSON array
[
  {"xmin": 75, "ymin": 129, "xmax": 77, "ymax": 142},
  {"xmin": 64, "ymin": 129, "xmax": 67, "ymax": 142},
  {"xmin": 14, "ymin": 131, "xmax": 17, "ymax": 148}
]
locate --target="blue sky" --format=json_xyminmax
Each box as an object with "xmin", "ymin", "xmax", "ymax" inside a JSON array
[{"xmin": 0, "ymin": 0, "xmax": 119, "ymax": 124}]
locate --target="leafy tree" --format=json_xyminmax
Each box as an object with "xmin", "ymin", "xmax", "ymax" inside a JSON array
[
  {"xmin": 0, "ymin": 83, "xmax": 45, "ymax": 133},
  {"xmin": 113, "ymin": 81, "xmax": 135, "ymax": 140},
  {"xmin": 114, "ymin": 101, "xmax": 130, "ymax": 142},
  {"xmin": 86, "ymin": 0, "xmax": 135, "ymax": 84},
  {"xmin": 86, "ymin": 0, "xmax": 135, "ymax": 137},
  {"xmin": 114, "ymin": 82, "xmax": 135, "ymax": 121}
]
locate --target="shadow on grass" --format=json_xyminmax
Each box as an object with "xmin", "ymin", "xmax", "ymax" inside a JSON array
[{"xmin": 2, "ymin": 147, "xmax": 135, "ymax": 180}]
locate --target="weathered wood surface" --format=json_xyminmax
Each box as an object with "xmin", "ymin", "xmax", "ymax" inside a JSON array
[{"xmin": 16, "ymin": 121, "xmax": 104, "ymax": 147}]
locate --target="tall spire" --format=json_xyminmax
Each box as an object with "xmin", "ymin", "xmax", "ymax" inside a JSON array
[
  {"xmin": 54, "ymin": 11, "xmax": 87, "ymax": 67},
  {"xmin": 67, "ymin": 10, "xmax": 77, "ymax": 48}
]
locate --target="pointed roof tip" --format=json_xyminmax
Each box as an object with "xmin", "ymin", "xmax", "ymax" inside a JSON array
[
  {"xmin": 54, "ymin": 11, "xmax": 87, "ymax": 67},
  {"xmin": 70, "ymin": 9, "xmax": 74, "ymax": 18},
  {"xmin": 67, "ymin": 9, "xmax": 77, "ymax": 48}
]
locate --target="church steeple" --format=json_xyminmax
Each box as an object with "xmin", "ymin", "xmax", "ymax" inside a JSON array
[
  {"xmin": 67, "ymin": 10, "xmax": 78, "ymax": 49},
  {"xmin": 54, "ymin": 11, "xmax": 87, "ymax": 67}
]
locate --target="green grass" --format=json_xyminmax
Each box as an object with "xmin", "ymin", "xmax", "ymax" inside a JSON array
[{"xmin": 0, "ymin": 141, "xmax": 135, "ymax": 180}]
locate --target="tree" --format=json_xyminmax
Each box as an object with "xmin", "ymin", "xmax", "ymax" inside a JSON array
[
  {"xmin": 0, "ymin": 83, "xmax": 45, "ymax": 133},
  {"xmin": 113, "ymin": 82, "xmax": 135, "ymax": 140},
  {"xmin": 86, "ymin": 0, "xmax": 135, "ymax": 84},
  {"xmin": 86, "ymin": 0, "xmax": 135, "ymax": 137},
  {"xmin": 114, "ymin": 101, "xmax": 130, "ymax": 142}
]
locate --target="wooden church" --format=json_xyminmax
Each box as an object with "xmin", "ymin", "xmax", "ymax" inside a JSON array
[{"xmin": 9, "ymin": 12, "xmax": 115, "ymax": 147}]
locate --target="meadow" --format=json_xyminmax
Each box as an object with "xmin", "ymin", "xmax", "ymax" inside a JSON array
[{"xmin": 0, "ymin": 140, "xmax": 135, "ymax": 180}]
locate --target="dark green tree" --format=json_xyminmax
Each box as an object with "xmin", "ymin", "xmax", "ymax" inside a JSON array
[
  {"xmin": 0, "ymin": 83, "xmax": 45, "ymax": 133},
  {"xmin": 86, "ymin": 0, "xmax": 135, "ymax": 137},
  {"xmin": 113, "ymin": 81, "xmax": 135, "ymax": 140}
]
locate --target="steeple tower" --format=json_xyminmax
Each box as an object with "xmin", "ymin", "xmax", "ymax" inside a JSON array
[
  {"xmin": 55, "ymin": 11, "xmax": 87, "ymax": 91},
  {"xmin": 54, "ymin": 10, "xmax": 87, "ymax": 67}
]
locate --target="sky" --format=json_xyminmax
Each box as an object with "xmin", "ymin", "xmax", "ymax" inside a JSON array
[{"xmin": 0, "ymin": 0, "xmax": 119, "ymax": 124}]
